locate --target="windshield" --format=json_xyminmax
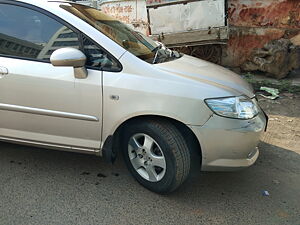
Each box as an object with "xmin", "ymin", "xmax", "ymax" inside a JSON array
[{"xmin": 60, "ymin": 4, "xmax": 181, "ymax": 64}]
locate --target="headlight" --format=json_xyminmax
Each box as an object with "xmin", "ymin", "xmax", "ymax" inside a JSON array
[{"xmin": 205, "ymin": 96, "xmax": 259, "ymax": 119}]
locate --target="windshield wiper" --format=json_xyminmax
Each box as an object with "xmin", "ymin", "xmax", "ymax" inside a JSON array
[
  {"xmin": 151, "ymin": 44, "xmax": 162, "ymax": 53},
  {"xmin": 152, "ymin": 44, "xmax": 162, "ymax": 64},
  {"xmin": 171, "ymin": 50, "xmax": 181, "ymax": 58}
]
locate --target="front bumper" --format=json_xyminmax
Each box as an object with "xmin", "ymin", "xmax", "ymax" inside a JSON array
[{"xmin": 189, "ymin": 111, "xmax": 267, "ymax": 171}]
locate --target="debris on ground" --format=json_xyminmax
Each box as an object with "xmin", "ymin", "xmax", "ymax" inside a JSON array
[
  {"xmin": 97, "ymin": 173, "xmax": 107, "ymax": 178},
  {"xmin": 242, "ymin": 39, "xmax": 300, "ymax": 79},
  {"xmin": 291, "ymin": 33, "xmax": 300, "ymax": 46},
  {"xmin": 282, "ymin": 92, "xmax": 294, "ymax": 98},
  {"xmin": 81, "ymin": 171, "xmax": 90, "ymax": 175},
  {"xmin": 272, "ymin": 180, "xmax": 280, "ymax": 185},
  {"xmin": 262, "ymin": 190, "xmax": 270, "ymax": 196},
  {"xmin": 259, "ymin": 87, "xmax": 279, "ymax": 100},
  {"xmin": 277, "ymin": 210, "xmax": 289, "ymax": 218}
]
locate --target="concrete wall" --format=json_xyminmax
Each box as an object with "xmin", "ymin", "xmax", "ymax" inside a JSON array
[{"xmin": 223, "ymin": 0, "xmax": 300, "ymax": 69}]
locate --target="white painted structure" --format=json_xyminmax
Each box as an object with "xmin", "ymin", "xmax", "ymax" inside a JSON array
[
  {"xmin": 148, "ymin": 0, "xmax": 225, "ymax": 34},
  {"xmin": 77, "ymin": 0, "xmax": 228, "ymax": 46}
]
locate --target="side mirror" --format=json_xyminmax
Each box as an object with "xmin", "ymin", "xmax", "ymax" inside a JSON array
[{"xmin": 50, "ymin": 48, "xmax": 88, "ymax": 79}]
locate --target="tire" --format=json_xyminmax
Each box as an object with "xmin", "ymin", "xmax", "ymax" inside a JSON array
[{"xmin": 121, "ymin": 119, "xmax": 191, "ymax": 194}]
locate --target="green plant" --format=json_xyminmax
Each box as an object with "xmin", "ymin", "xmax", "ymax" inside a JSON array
[{"xmin": 241, "ymin": 73, "xmax": 300, "ymax": 93}]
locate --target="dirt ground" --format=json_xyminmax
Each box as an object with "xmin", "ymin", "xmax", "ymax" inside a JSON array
[{"xmin": 258, "ymin": 92, "xmax": 300, "ymax": 153}]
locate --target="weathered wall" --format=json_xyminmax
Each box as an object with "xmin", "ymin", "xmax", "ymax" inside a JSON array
[
  {"xmin": 223, "ymin": 0, "xmax": 300, "ymax": 71},
  {"xmin": 228, "ymin": 0, "xmax": 300, "ymax": 28}
]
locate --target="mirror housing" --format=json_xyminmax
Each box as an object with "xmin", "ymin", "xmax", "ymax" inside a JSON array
[{"xmin": 50, "ymin": 48, "xmax": 88, "ymax": 79}]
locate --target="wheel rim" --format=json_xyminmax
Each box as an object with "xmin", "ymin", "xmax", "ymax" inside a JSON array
[{"xmin": 128, "ymin": 133, "xmax": 166, "ymax": 182}]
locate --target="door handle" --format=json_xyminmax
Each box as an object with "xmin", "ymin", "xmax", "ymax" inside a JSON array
[{"xmin": 0, "ymin": 66, "xmax": 8, "ymax": 75}]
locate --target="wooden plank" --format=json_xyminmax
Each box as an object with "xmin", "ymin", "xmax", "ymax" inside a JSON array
[
  {"xmin": 151, "ymin": 27, "xmax": 228, "ymax": 47},
  {"xmin": 146, "ymin": 0, "xmax": 205, "ymax": 8}
]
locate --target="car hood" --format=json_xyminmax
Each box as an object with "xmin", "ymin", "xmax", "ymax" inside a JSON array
[{"xmin": 155, "ymin": 54, "xmax": 254, "ymax": 98}]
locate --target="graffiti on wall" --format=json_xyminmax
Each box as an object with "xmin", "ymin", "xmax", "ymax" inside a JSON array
[
  {"xmin": 99, "ymin": 0, "xmax": 149, "ymax": 34},
  {"xmin": 101, "ymin": 4, "xmax": 134, "ymax": 23}
]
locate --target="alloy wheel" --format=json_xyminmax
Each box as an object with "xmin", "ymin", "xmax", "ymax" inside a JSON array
[{"xmin": 128, "ymin": 133, "xmax": 166, "ymax": 182}]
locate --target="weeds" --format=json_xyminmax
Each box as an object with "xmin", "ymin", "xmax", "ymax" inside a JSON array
[{"xmin": 242, "ymin": 73, "xmax": 300, "ymax": 93}]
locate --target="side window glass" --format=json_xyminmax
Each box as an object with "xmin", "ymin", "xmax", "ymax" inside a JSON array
[
  {"xmin": 82, "ymin": 36, "xmax": 121, "ymax": 72},
  {"xmin": 0, "ymin": 4, "xmax": 79, "ymax": 61}
]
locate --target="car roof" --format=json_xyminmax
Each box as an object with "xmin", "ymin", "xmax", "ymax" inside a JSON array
[
  {"xmin": 9, "ymin": 0, "xmax": 73, "ymax": 5},
  {"xmin": 48, "ymin": 0, "xmax": 76, "ymax": 3},
  {"xmin": 5, "ymin": 0, "xmax": 78, "ymax": 9}
]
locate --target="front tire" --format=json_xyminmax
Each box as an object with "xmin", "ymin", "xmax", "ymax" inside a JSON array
[{"xmin": 122, "ymin": 119, "xmax": 190, "ymax": 194}]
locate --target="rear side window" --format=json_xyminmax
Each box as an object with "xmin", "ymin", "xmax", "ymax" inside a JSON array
[{"xmin": 0, "ymin": 4, "xmax": 80, "ymax": 61}]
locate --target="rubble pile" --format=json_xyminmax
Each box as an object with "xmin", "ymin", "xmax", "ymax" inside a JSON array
[{"xmin": 242, "ymin": 38, "xmax": 300, "ymax": 79}]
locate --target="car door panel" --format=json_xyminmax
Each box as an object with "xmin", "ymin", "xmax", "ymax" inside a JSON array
[
  {"xmin": 0, "ymin": 3, "xmax": 113, "ymax": 150},
  {"xmin": 0, "ymin": 56, "xmax": 102, "ymax": 149}
]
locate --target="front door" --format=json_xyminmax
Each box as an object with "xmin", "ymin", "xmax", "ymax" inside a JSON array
[{"xmin": 0, "ymin": 3, "xmax": 102, "ymax": 150}]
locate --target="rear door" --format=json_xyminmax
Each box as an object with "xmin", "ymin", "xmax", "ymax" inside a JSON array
[{"xmin": 0, "ymin": 2, "xmax": 102, "ymax": 150}]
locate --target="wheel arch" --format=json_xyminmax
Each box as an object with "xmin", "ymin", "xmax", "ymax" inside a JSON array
[{"xmin": 102, "ymin": 115, "xmax": 202, "ymax": 168}]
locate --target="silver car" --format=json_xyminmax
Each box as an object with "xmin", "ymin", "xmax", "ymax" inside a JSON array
[{"xmin": 0, "ymin": 0, "xmax": 267, "ymax": 193}]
